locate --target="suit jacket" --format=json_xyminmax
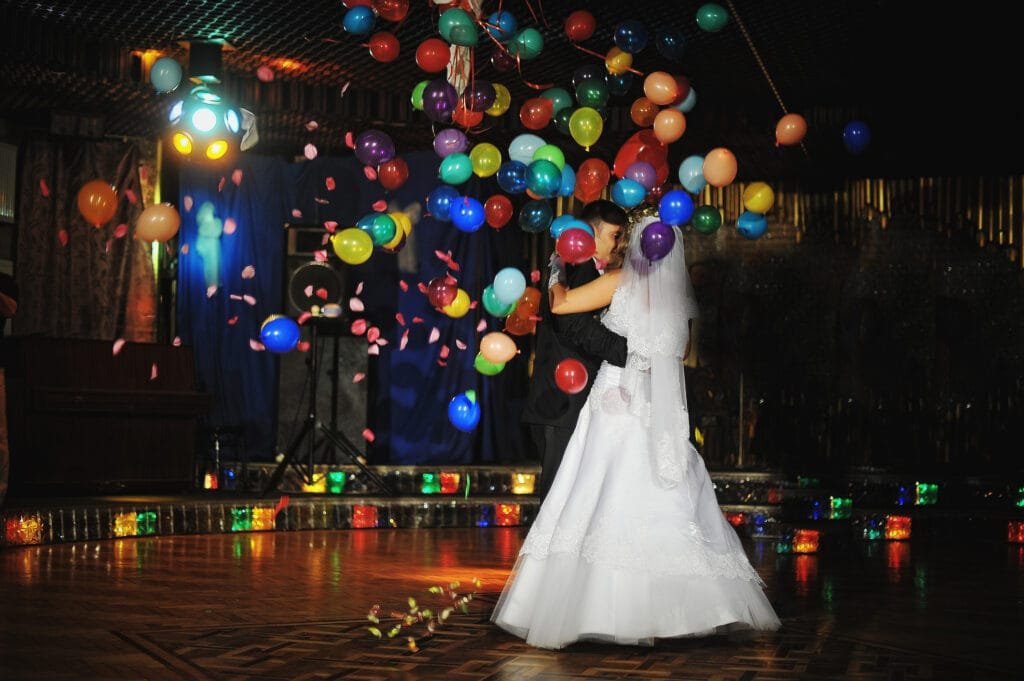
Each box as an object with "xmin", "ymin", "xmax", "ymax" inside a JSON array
[{"xmin": 521, "ymin": 259, "xmax": 627, "ymax": 428}]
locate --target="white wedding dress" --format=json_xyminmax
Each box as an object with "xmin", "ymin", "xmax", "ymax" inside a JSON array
[{"xmin": 492, "ymin": 220, "xmax": 781, "ymax": 649}]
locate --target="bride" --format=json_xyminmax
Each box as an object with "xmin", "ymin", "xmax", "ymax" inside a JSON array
[{"xmin": 491, "ymin": 207, "xmax": 781, "ymax": 649}]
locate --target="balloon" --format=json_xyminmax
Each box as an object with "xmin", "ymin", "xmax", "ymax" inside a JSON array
[
  {"xmin": 415, "ymin": 38, "xmax": 451, "ymax": 72},
  {"xmin": 331, "ymin": 228, "xmax": 373, "ymax": 264},
  {"xmin": 373, "ymin": 0, "xmax": 409, "ymax": 22},
  {"xmin": 550, "ymin": 216, "xmax": 592, "ymax": 239},
  {"xmin": 670, "ymin": 75, "xmax": 692, "ymax": 105},
  {"xmin": 843, "ymin": 120, "xmax": 871, "ymax": 154},
  {"xmin": 604, "ymin": 46, "xmax": 634, "ymax": 75},
  {"xmin": 426, "ymin": 185, "xmax": 459, "ymax": 221},
  {"xmin": 451, "ymin": 101, "xmax": 483, "ymax": 128},
  {"xmin": 260, "ymin": 315, "xmax": 301, "ymax": 353},
  {"xmin": 568, "ymin": 107, "xmax": 603, "ymax": 150},
  {"xmin": 655, "ymin": 29, "xmax": 686, "ymax": 61},
  {"xmin": 608, "ymin": 72, "xmax": 634, "ymax": 97},
  {"xmin": 737, "ymin": 211, "xmax": 768, "ymax": 240},
  {"xmin": 486, "ymin": 10, "xmax": 518, "ymax": 41},
  {"xmin": 474, "ymin": 352, "xmax": 506, "ymax": 376},
  {"xmin": 508, "ymin": 133, "xmax": 545, "ymax": 165},
  {"xmin": 493, "ymin": 267, "xmax": 526, "ymax": 305},
  {"xmin": 378, "ymin": 157, "xmax": 409, "ymax": 191},
  {"xmin": 486, "ymin": 83, "xmax": 511, "ymax": 116},
  {"xmin": 442, "ymin": 288, "xmax": 471, "ymax": 317},
  {"xmin": 743, "ymin": 182, "xmax": 775, "ymax": 213},
  {"xmin": 625, "ymin": 161, "xmax": 657, "ymax": 190},
  {"xmin": 564, "ymin": 10, "xmax": 596, "ymax": 42},
  {"xmin": 343, "ymin": 6, "xmax": 376, "ymax": 35},
  {"xmin": 653, "ymin": 108, "xmax": 686, "ymax": 143},
  {"xmin": 659, "ymin": 189, "xmax": 695, "ymax": 226},
  {"xmin": 558, "ymin": 164, "xmax": 576, "ymax": 197},
  {"xmin": 410, "ymin": 80, "xmax": 428, "ymax": 110},
  {"xmin": 518, "ymin": 199, "xmax": 553, "ymax": 233},
  {"xmin": 641, "ymin": 221, "xmax": 676, "ymax": 261},
  {"xmin": 482, "ymin": 285, "xmax": 517, "ymax": 317},
  {"xmin": 692, "ymin": 205, "xmax": 722, "ymax": 234},
  {"xmin": 703, "ymin": 147, "xmax": 738, "ymax": 187},
  {"xmin": 505, "ymin": 311, "xmax": 535, "ymax": 336},
  {"xmin": 490, "ymin": 46, "xmax": 516, "ymax": 72},
  {"xmin": 496, "ymin": 160, "xmax": 528, "ymax": 194},
  {"xmin": 611, "ymin": 178, "xmax": 646, "ymax": 209},
  {"xmin": 433, "ymin": 128, "xmax": 468, "ymax": 158},
  {"xmin": 485, "ymin": 194, "xmax": 513, "ymax": 228},
  {"xmin": 575, "ymin": 78, "xmax": 610, "ymax": 108},
  {"xmin": 696, "ymin": 3, "xmax": 729, "ymax": 32},
  {"xmin": 614, "ymin": 19, "xmax": 648, "ymax": 54},
  {"xmin": 679, "ymin": 155, "xmax": 707, "ymax": 193},
  {"xmin": 532, "ymin": 144, "xmax": 565, "ymax": 171},
  {"xmin": 613, "ymin": 130, "xmax": 669, "ymax": 184},
  {"xmin": 367, "ymin": 32, "xmax": 400, "ymax": 62},
  {"xmin": 572, "ymin": 63, "xmax": 607, "ymax": 90},
  {"xmin": 676, "ymin": 86, "xmax": 697, "ymax": 113},
  {"xmin": 360, "ymin": 213, "xmax": 397, "ymax": 246},
  {"xmin": 427, "ymin": 276, "xmax": 459, "ymax": 308},
  {"xmin": 575, "ymin": 158, "xmax": 610, "ymax": 201},
  {"xmin": 556, "ymin": 228, "xmax": 597, "ymax": 264},
  {"xmin": 519, "ymin": 97, "xmax": 554, "ymax": 130},
  {"xmin": 447, "ymin": 390, "xmax": 481, "ymax": 432},
  {"xmin": 150, "ymin": 57, "xmax": 182, "ymax": 92},
  {"xmin": 515, "ymin": 286, "xmax": 541, "ymax": 314},
  {"xmin": 643, "ymin": 71, "xmax": 678, "ymax": 105},
  {"xmin": 526, "ymin": 159, "xmax": 562, "ymax": 198},
  {"xmin": 480, "ymin": 332, "xmax": 517, "ymax": 363},
  {"xmin": 554, "ymin": 358, "xmax": 589, "ymax": 394},
  {"xmin": 462, "ymin": 82, "xmax": 496, "ymax": 114},
  {"xmin": 554, "ymin": 106, "xmax": 576, "ymax": 135},
  {"xmin": 354, "ymin": 129, "xmax": 396, "ymax": 166},
  {"xmin": 438, "ymin": 153, "xmax": 472, "ymax": 185},
  {"xmin": 77, "ymin": 180, "xmax": 118, "ymax": 227},
  {"xmin": 776, "ymin": 113, "xmax": 807, "ymax": 146},
  {"xmin": 469, "ymin": 143, "xmax": 502, "ymax": 177},
  {"xmin": 135, "ymin": 203, "xmax": 180, "ymax": 242},
  {"xmin": 630, "ymin": 97, "xmax": 658, "ymax": 127},
  {"xmin": 422, "ymin": 79, "xmax": 458, "ymax": 122},
  {"xmin": 450, "ymin": 196, "xmax": 485, "ymax": 232},
  {"xmin": 387, "ymin": 212, "xmax": 411, "ymax": 244},
  {"xmin": 509, "ymin": 27, "xmax": 543, "ymax": 60},
  {"xmin": 541, "ymin": 87, "xmax": 573, "ymax": 115},
  {"xmin": 438, "ymin": 8, "xmax": 474, "ymax": 42}
]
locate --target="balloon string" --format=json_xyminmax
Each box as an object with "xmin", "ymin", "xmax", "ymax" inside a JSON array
[
  {"xmin": 476, "ymin": 15, "xmax": 553, "ymax": 91},
  {"xmin": 570, "ymin": 42, "xmax": 645, "ymax": 77}
]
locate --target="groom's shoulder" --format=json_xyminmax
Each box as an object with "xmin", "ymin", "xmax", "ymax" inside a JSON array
[{"xmin": 565, "ymin": 259, "xmax": 599, "ymax": 286}]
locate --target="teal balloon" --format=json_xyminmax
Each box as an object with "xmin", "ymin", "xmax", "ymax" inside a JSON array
[
  {"xmin": 737, "ymin": 211, "xmax": 768, "ymax": 240},
  {"xmin": 611, "ymin": 178, "xmax": 646, "ymax": 208},
  {"xmin": 439, "ymin": 153, "xmax": 473, "ymax": 185},
  {"xmin": 357, "ymin": 213, "xmax": 397, "ymax": 246},
  {"xmin": 550, "ymin": 215, "xmax": 593, "ymax": 239},
  {"xmin": 679, "ymin": 155, "xmax": 707, "ymax": 194},
  {"xmin": 151, "ymin": 57, "xmax": 182, "ymax": 93},
  {"xmin": 474, "ymin": 352, "xmax": 506, "ymax": 376},
  {"xmin": 696, "ymin": 3, "xmax": 729, "ymax": 32},
  {"xmin": 482, "ymin": 285, "xmax": 516, "ymax": 317},
  {"xmin": 541, "ymin": 87, "xmax": 573, "ymax": 114},
  {"xmin": 439, "ymin": 8, "xmax": 475, "ymax": 42},
  {"xmin": 575, "ymin": 79, "xmax": 610, "ymax": 108},
  {"xmin": 554, "ymin": 107, "xmax": 576, "ymax": 135},
  {"xmin": 449, "ymin": 23, "xmax": 479, "ymax": 47},
  {"xmin": 526, "ymin": 159, "xmax": 562, "ymax": 198},
  {"xmin": 558, "ymin": 164, "xmax": 576, "ymax": 197},
  {"xmin": 509, "ymin": 27, "xmax": 543, "ymax": 60},
  {"xmin": 518, "ymin": 199, "xmax": 553, "ymax": 234},
  {"xmin": 608, "ymin": 72, "xmax": 634, "ymax": 97}
]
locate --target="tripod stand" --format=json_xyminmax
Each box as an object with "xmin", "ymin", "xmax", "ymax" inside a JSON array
[{"xmin": 264, "ymin": 317, "xmax": 393, "ymax": 496}]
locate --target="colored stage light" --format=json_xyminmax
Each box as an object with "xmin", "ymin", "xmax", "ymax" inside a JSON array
[
  {"xmin": 166, "ymin": 85, "xmax": 241, "ymax": 163},
  {"xmin": 793, "ymin": 529, "xmax": 819, "ymax": 554},
  {"xmin": 829, "ymin": 496, "xmax": 852, "ymax": 520},
  {"xmin": 496, "ymin": 503, "xmax": 520, "ymax": 526},
  {"xmin": 231, "ymin": 507, "xmax": 252, "ymax": 532},
  {"xmin": 4, "ymin": 516, "xmax": 42, "ymax": 546},
  {"xmin": 726, "ymin": 512, "xmax": 745, "ymax": 527},
  {"xmin": 915, "ymin": 482, "xmax": 938, "ymax": 506},
  {"xmin": 421, "ymin": 473, "xmax": 441, "ymax": 495},
  {"xmin": 1008, "ymin": 520, "xmax": 1024, "ymax": 543},
  {"xmin": 863, "ymin": 517, "xmax": 884, "ymax": 540},
  {"xmin": 302, "ymin": 475, "xmax": 326, "ymax": 494},
  {"xmin": 512, "ymin": 473, "xmax": 536, "ymax": 495},
  {"xmin": 252, "ymin": 508, "xmax": 276, "ymax": 531},
  {"xmin": 136, "ymin": 511, "xmax": 157, "ymax": 536},
  {"xmin": 327, "ymin": 471, "xmax": 347, "ymax": 494},
  {"xmin": 440, "ymin": 472, "xmax": 461, "ymax": 494},
  {"xmin": 885, "ymin": 515, "xmax": 912, "ymax": 540},
  {"xmin": 113, "ymin": 512, "xmax": 138, "ymax": 537},
  {"xmin": 353, "ymin": 505, "xmax": 378, "ymax": 529}
]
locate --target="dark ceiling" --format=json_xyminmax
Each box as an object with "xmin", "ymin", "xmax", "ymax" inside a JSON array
[{"xmin": 0, "ymin": 0, "xmax": 1019, "ymax": 180}]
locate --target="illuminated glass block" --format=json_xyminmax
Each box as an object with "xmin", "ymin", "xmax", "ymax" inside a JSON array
[
  {"xmin": 440, "ymin": 472, "xmax": 461, "ymax": 495},
  {"xmin": 885, "ymin": 515, "xmax": 912, "ymax": 540},
  {"xmin": 421, "ymin": 473, "xmax": 441, "ymax": 495},
  {"xmin": 4, "ymin": 515, "xmax": 42, "ymax": 545},
  {"xmin": 496, "ymin": 503, "xmax": 521, "ymax": 526},
  {"xmin": 251, "ymin": 508, "xmax": 275, "ymax": 531},
  {"xmin": 302, "ymin": 475, "xmax": 327, "ymax": 494},
  {"xmin": 113, "ymin": 512, "xmax": 138, "ymax": 537},
  {"xmin": 231, "ymin": 507, "xmax": 252, "ymax": 532},
  {"xmin": 767, "ymin": 487, "xmax": 783, "ymax": 504},
  {"xmin": 327, "ymin": 471, "xmax": 347, "ymax": 494},
  {"xmin": 352, "ymin": 505, "xmax": 378, "ymax": 529},
  {"xmin": 863, "ymin": 518, "xmax": 884, "ymax": 541},
  {"xmin": 808, "ymin": 498, "xmax": 824, "ymax": 521},
  {"xmin": 512, "ymin": 472, "xmax": 536, "ymax": 495},
  {"xmin": 476, "ymin": 504, "xmax": 495, "ymax": 527},
  {"xmin": 829, "ymin": 497, "xmax": 852, "ymax": 520},
  {"xmin": 896, "ymin": 485, "xmax": 910, "ymax": 506},
  {"xmin": 797, "ymin": 476, "xmax": 820, "ymax": 488},
  {"xmin": 753, "ymin": 514, "xmax": 767, "ymax": 535},
  {"xmin": 793, "ymin": 529, "xmax": 820, "ymax": 554},
  {"xmin": 725, "ymin": 512, "xmax": 745, "ymax": 527},
  {"xmin": 136, "ymin": 511, "xmax": 158, "ymax": 535},
  {"xmin": 1008, "ymin": 520, "xmax": 1024, "ymax": 543},
  {"xmin": 915, "ymin": 482, "xmax": 938, "ymax": 506},
  {"xmin": 203, "ymin": 472, "xmax": 219, "ymax": 490},
  {"xmin": 1016, "ymin": 486, "xmax": 1024, "ymax": 509},
  {"xmin": 775, "ymin": 529, "xmax": 794, "ymax": 554}
]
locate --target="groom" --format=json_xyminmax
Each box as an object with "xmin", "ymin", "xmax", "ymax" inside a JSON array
[{"xmin": 522, "ymin": 200, "xmax": 628, "ymax": 501}]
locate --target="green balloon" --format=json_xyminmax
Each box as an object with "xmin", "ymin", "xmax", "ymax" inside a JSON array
[
  {"xmin": 449, "ymin": 23, "xmax": 479, "ymax": 47},
  {"xmin": 509, "ymin": 27, "xmax": 543, "ymax": 60},
  {"xmin": 532, "ymin": 144, "xmax": 565, "ymax": 171},
  {"xmin": 696, "ymin": 3, "xmax": 729, "ymax": 32},
  {"xmin": 367, "ymin": 214, "xmax": 397, "ymax": 246},
  {"xmin": 474, "ymin": 352, "xmax": 506, "ymax": 376},
  {"xmin": 439, "ymin": 153, "xmax": 473, "ymax": 185},
  {"xmin": 692, "ymin": 205, "xmax": 722, "ymax": 234},
  {"xmin": 575, "ymin": 79, "xmax": 610, "ymax": 108},
  {"xmin": 554, "ymin": 107, "xmax": 576, "ymax": 136},
  {"xmin": 411, "ymin": 80, "xmax": 428, "ymax": 111},
  {"xmin": 482, "ymin": 285, "xmax": 516, "ymax": 317},
  {"xmin": 541, "ymin": 87, "xmax": 573, "ymax": 115},
  {"xmin": 439, "ymin": 8, "xmax": 475, "ymax": 42}
]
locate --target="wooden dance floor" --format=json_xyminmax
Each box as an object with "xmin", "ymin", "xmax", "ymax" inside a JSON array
[{"xmin": 1, "ymin": 528, "xmax": 1021, "ymax": 680}]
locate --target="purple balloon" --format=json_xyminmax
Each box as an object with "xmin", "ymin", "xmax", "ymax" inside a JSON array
[
  {"xmin": 433, "ymin": 128, "xmax": 469, "ymax": 158},
  {"xmin": 625, "ymin": 161, "xmax": 657, "ymax": 191},
  {"xmin": 641, "ymin": 221, "xmax": 676, "ymax": 262},
  {"xmin": 422, "ymin": 79, "xmax": 458, "ymax": 123},
  {"xmin": 463, "ymin": 81, "xmax": 496, "ymax": 112},
  {"xmin": 491, "ymin": 47, "xmax": 516, "ymax": 73},
  {"xmin": 354, "ymin": 129, "xmax": 395, "ymax": 166}
]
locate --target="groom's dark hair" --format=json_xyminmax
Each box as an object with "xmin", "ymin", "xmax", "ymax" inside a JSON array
[{"xmin": 579, "ymin": 199, "xmax": 627, "ymax": 227}]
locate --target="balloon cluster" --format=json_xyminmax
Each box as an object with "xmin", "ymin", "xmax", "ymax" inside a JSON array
[
  {"xmin": 342, "ymin": 0, "xmax": 411, "ymax": 63},
  {"xmin": 426, "ymin": 274, "xmax": 471, "ymax": 318}
]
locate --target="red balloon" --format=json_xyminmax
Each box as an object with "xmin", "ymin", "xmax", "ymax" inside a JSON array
[
  {"xmin": 368, "ymin": 32, "xmax": 400, "ymax": 63},
  {"xmin": 372, "ymin": 0, "xmax": 409, "ymax": 22},
  {"xmin": 427, "ymin": 276, "xmax": 458, "ymax": 309},
  {"xmin": 517, "ymin": 287, "xmax": 541, "ymax": 315},
  {"xmin": 378, "ymin": 157, "xmax": 409, "ymax": 190},
  {"xmin": 519, "ymin": 97, "xmax": 553, "ymax": 131},
  {"xmin": 671, "ymin": 75, "xmax": 692, "ymax": 105},
  {"xmin": 614, "ymin": 130, "xmax": 669, "ymax": 185},
  {"xmin": 564, "ymin": 10, "xmax": 596, "ymax": 42},
  {"xmin": 556, "ymin": 228, "xmax": 596, "ymax": 265},
  {"xmin": 484, "ymin": 194, "xmax": 513, "ymax": 228},
  {"xmin": 574, "ymin": 158, "xmax": 611, "ymax": 202},
  {"xmin": 415, "ymin": 38, "xmax": 450, "ymax": 73},
  {"xmin": 452, "ymin": 101, "xmax": 483, "ymax": 128},
  {"xmin": 554, "ymin": 358, "xmax": 589, "ymax": 394},
  {"xmin": 342, "ymin": 0, "xmax": 371, "ymax": 6},
  {"xmin": 505, "ymin": 311, "xmax": 535, "ymax": 337}
]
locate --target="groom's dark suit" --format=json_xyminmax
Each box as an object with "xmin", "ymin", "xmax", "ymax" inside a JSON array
[{"xmin": 521, "ymin": 259, "xmax": 627, "ymax": 500}]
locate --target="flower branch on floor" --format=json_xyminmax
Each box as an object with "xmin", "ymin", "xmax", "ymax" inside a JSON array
[{"xmin": 367, "ymin": 578, "xmax": 482, "ymax": 652}]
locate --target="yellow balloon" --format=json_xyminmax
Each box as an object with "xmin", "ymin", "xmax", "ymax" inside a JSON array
[
  {"xmin": 568, "ymin": 107, "xmax": 603, "ymax": 150},
  {"xmin": 604, "ymin": 46, "xmax": 633, "ymax": 75},
  {"xmin": 743, "ymin": 182, "xmax": 775, "ymax": 213},
  {"xmin": 442, "ymin": 288, "xmax": 471, "ymax": 318},
  {"xmin": 389, "ymin": 211, "xmax": 412, "ymax": 237},
  {"xmin": 486, "ymin": 83, "xmax": 511, "ymax": 117},
  {"xmin": 331, "ymin": 227, "xmax": 373, "ymax": 265},
  {"xmin": 469, "ymin": 143, "xmax": 502, "ymax": 178},
  {"xmin": 382, "ymin": 220, "xmax": 405, "ymax": 250}
]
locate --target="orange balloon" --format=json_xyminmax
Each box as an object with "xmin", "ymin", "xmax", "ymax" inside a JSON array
[
  {"xmin": 504, "ymin": 312, "xmax": 535, "ymax": 336},
  {"xmin": 643, "ymin": 71, "xmax": 678, "ymax": 106},
  {"xmin": 775, "ymin": 113, "xmax": 807, "ymax": 146},
  {"xmin": 652, "ymin": 109, "xmax": 686, "ymax": 144},
  {"xmin": 703, "ymin": 147, "xmax": 738, "ymax": 188},
  {"xmin": 516, "ymin": 287, "xmax": 541, "ymax": 315},
  {"xmin": 135, "ymin": 203, "xmax": 181, "ymax": 242},
  {"xmin": 77, "ymin": 180, "xmax": 118, "ymax": 227},
  {"xmin": 452, "ymin": 101, "xmax": 484, "ymax": 128},
  {"xmin": 630, "ymin": 97, "xmax": 658, "ymax": 127},
  {"xmin": 480, "ymin": 331, "xmax": 517, "ymax": 363}
]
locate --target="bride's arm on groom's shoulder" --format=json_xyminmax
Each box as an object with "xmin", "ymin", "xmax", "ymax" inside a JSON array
[{"xmin": 550, "ymin": 270, "xmax": 621, "ymax": 314}]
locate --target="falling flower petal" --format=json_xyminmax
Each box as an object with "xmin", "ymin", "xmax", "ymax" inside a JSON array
[
  {"xmin": 324, "ymin": 220, "xmax": 338, "ymax": 233},
  {"xmin": 314, "ymin": 249, "xmax": 327, "ymax": 262},
  {"xmin": 363, "ymin": 166, "xmax": 377, "ymax": 181},
  {"xmin": 351, "ymin": 319, "xmax": 367, "ymax": 336},
  {"xmin": 113, "ymin": 223, "xmax": 128, "ymax": 239},
  {"xmin": 321, "ymin": 234, "xmax": 330, "ymax": 246},
  {"xmin": 529, "ymin": 314, "xmax": 543, "ymax": 322},
  {"xmin": 297, "ymin": 341, "xmax": 310, "ymax": 352},
  {"xmin": 315, "ymin": 287, "xmax": 329, "ymax": 300},
  {"xmin": 356, "ymin": 281, "xmax": 364, "ymax": 295},
  {"xmin": 183, "ymin": 195, "xmax": 193, "ymax": 212},
  {"xmin": 341, "ymin": 81, "xmax": 351, "ymax": 97},
  {"xmin": 455, "ymin": 339, "xmax": 467, "ymax": 350},
  {"xmin": 218, "ymin": 177, "xmax": 226, "ymax": 192},
  {"xmin": 476, "ymin": 319, "xmax": 487, "ymax": 333},
  {"xmin": 398, "ymin": 280, "xmax": 408, "ymax": 292},
  {"xmin": 39, "ymin": 179, "xmax": 50, "ymax": 197},
  {"xmin": 437, "ymin": 360, "xmax": 447, "ymax": 367},
  {"xmin": 306, "ymin": 120, "xmax": 319, "ymax": 131},
  {"xmin": 353, "ymin": 372, "xmax": 366, "ymax": 383},
  {"xmin": 125, "ymin": 188, "xmax": 138, "ymax": 205},
  {"xmin": 400, "ymin": 329, "xmax": 410, "ymax": 350},
  {"xmin": 231, "ymin": 169, "xmax": 243, "ymax": 186},
  {"xmin": 412, "ymin": 316, "xmax": 425, "ymax": 324},
  {"xmin": 230, "ymin": 293, "xmax": 243, "ymax": 301},
  {"xmin": 440, "ymin": 345, "xmax": 450, "ymax": 359},
  {"xmin": 304, "ymin": 285, "xmax": 314, "ymax": 297},
  {"xmin": 172, "ymin": 336, "xmax": 182, "ymax": 346},
  {"xmin": 468, "ymin": 301, "xmax": 478, "ymax": 310},
  {"xmin": 112, "ymin": 338, "xmax": 126, "ymax": 356},
  {"xmin": 367, "ymin": 326, "xmax": 381, "ymax": 343},
  {"xmin": 325, "ymin": 177, "xmax": 336, "ymax": 191},
  {"xmin": 241, "ymin": 265, "xmax": 256, "ymax": 279},
  {"xmin": 362, "ymin": 428, "xmax": 375, "ymax": 442},
  {"xmin": 375, "ymin": 337, "xmax": 389, "ymax": 346},
  {"xmin": 530, "ymin": 269, "xmax": 541, "ymax": 284},
  {"xmin": 444, "ymin": 274, "xmax": 457, "ymax": 286},
  {"xmin": 223, "ymin": 218, "xmax": 237, "ymax": 235},
  {"xmin": 181, "ymin": 244, "xmax": 190, "ymax": 255},
  {"xmin": 395, "ymin": 312, "xmax": 406, "ymax": 326},
  {"xmin": 314, "ymin": 197, "xmax": 329, "ymax": 205},
  {"xmin": 249, "ymin": 339, "xmax": 266, "ymax": 351},
  {"xmin": 292, "ymin": 208, "xmax": 303, "ymax": 219},
  {"xmin": 367, "ymin": 344, "xmax": 380, "ymax": 356},
  {"xmin": 428, "ymin": 327, "xmax": 440, "ymax": 344},
  {"xmin": 297, "ymin": 311, "xmax": 312, "ymax": 325},
  {"xmin": 417, "ymin": 282, "xmax": 429, "ymax": 294},
  {"xmin": 58, "ymin": 229, "xmax": 68, "ymax": 247},
  {"xmin": 227, "ymin": 315, "xmax": 239, "ymax": 325},
  {"xmin": 150, "ymin": 363, "xmax": 159, "ymax": 380},
  {"xmin": 256, "ymin": 65, "xmax": 275, "ymax": 82},
  {"xmin": 207, "ymin": 285, "xmax": 218, "ymax": 298},
  {"xmin": 304, "ymin": 143, "xmax": 318, "ymax": 160},
  {"xmin": 104, "ymin": 238, "xmax": 112, "ymax": 253},
  {"xmin": 372, "ymin": 199, "xmax": 387, "ymax": 212},
  {"xmin": 345, "ymin": 131, "xmax": 355, "ymax": 149}
]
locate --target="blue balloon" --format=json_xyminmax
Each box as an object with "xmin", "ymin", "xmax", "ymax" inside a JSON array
[
  {"xmin": 508, "ymin": 133, "xmax": 545, "ymax": 165},
  {"xmin": 608, "ymin": 72, "xmax": 634, "ymax": 97},
  {"xmin": 558, "ymin": 164, "xmax": 576, "ymax": 197},
  {"xmin": 486, "ymin": 10, "xmax": 518, "ymax": 41},
  {"xmin": 678, "ymin": 155, "xmax": 707, "ymax": 194},
  {"xmin": 497, "ymin": 160, "xmax": 528, "ymax": 194},
  {"xmin": 151, "ymin": 57, "xmax": 182, "ymax": 93},
  {"xmin": 342, "ymin": 6, "xmax": 375, "ymax": 36},
  {"xmin": 550, "ymin": 215, "xmax": 592, "ymax": 239},
  {"xmin": 655, "ymin": 29, "xmax": 686, "ymax": 61},
  {"xmin": 843, "ymin": 120, "xmax": 871, "ymax": 155},
  {"xmin": 427, "ymin": 185, "xmax": 460, "ymax": 222},
  {"xmin": 737, "ymin": 211, "xmax": 768, "ymax": 240},
  {"xmin": 614, "ymin": 20, "xmax": 648, "ymax": 54},
  {"xmin": 448, "ymin": 390, "xmax": 481, "ymax": 432},
  {"xmin": 451, "ymin": 196, "xmax": 485, "ymax": 233},
  {"xmin": 611, "ymin": 178, "xmax": 646, "ymax": 209},
  {"xmin": 518, "ymin": 199, "xmax": 553, "ymax": 234},
  {"xmin": 260, "ymin": 316, "xmax": 301, "ymax": 354},
  {"xmin": 493, "ymin": 267, "xmax": 527, "ymax": 305},
  {"xmin": 659, "ymin": 189, "xmax": 695, "ymax": 226}
]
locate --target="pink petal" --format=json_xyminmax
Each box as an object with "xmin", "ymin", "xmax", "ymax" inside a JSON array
[
  {"xmin": 345, "ymin": 131, "xmax": 355, "ymax": 149},
  {"xmin": 304, "ymin": 285, "xmax": 314, "ymax": 297},
  {"xmin": 218, "ymin": 177, "xmax": 226, "ymax": 192},
  {"xmin": 476, "ymin": 320, "xmax": 487, "ymax": 333},
  {"xmin": 58, "ymin": 229, "xmax": 68, "ymax": 247},
  {"xmin": 39, "ymin": 179, "xmax": 50, "ymax": 197},
  {"xmin": 530, "ymin": 269, "xmax": 541, "ymax": 284},
  {"xmin": 341, "ymin": 81, "xmax": 351, "ymax": 97},
  {"xmin": 314, "ymin": 197, "xmax": 329, "ymax": 205},
  {"xmin": 291, "ymin": 209, "xmax": 303, "ymax": 219},
  {"xmin": 324, "ymin": 220, "xmax": 338, "ymax": 233},
  {"xmin": 249, "ymin": 339, "xmax": 266, "ymax": 351},
  {"xmin": 230, "ymin": 293, "xmax": 243, "ymax": 301},
  {"xmin": 351, "ymin": 319, "xmax": 367, "ymax": 336},
  {"xmin": 367, "ymin": 344, "xmax": 380, "ymax": 356},
  {"xmin": 349, "ymin": 297, "xmax": 364, "ymax": 312},
  {"xmin": 206, "ymin": 285, "xmax": 218, "ymax": 298},
  {"xmin": 437, "ymin": 360, "xmax": 447, "ymax": 367},
  {"xmin": 112, "ymin": 338, "xmax": 126, "ymax": 356},
  {"xmin": 417, "ymin": 282, "xmax": 429, "ymax": 294},
  {"xmin": 375, "ymin": 337, "xmax": 389, "ymax": 346},
  {"xmin": 243, "ymin": 295, "xmax": 257, "ymax": 306},
  {"xmin": 395, "ymin": 312, "xmax": 406, "ymax": 326},
  {"xmin": 227, "ymin": 315, "xmax": 239, "ymax": 325},
  {"xmin": 297, "ymin": 341, "xmax": 311, "ymax": 352},
  {"xmin": 256, "ymin": 65, "xmax": 275, "ymax": 82},
  {"xmin": 398, "ymin": 280, "xmax": 409, "ymax": 292},
  {"xmin": 440, "ymin": 345, "xmax": 450, "ymax": 359},
  {"xmin": 412, "ymin": 316, "xmax": 425, "ymax": 324},
  {"xmin": 448, "ymin": 259, "xmax": 461, "ymax": 272},
  {"xmin": 444, "ymin": 274, "xmax": 458, "ymax": 286},
  {"xmin": 325, "ymin": 177, "xmax": 336, "ymax": 191},
  {"xmin": 241, "ymin": 265, "xmax": 256, "ymax": 279},
  {"xmin": 363, "ymin": 166, "xmax": 377, "ymax": 181},
  {"xmin": 172, "ymin": 336, "xmax": 182, "ymax": 346},
  {"xmin": 223, "ymin": 218, "xmax": 237, "ymax": 235},
  {"xmin": 150, "ymin": 363, "xmax": 159, "ymax": 381},
  {"xmin": 529, "ymin": 314, "xmax": 543, "ymax": 322},
  {"xmin": 125, "ymin": 188, "xmax": 138, "ymax": 205},
  {"xmin": 180, "ymin": 244, "xmax": 190, "ymax": 255},
  {"xmin": 297, "ymin": 311, "xmax": 312, "ymax": 325},
  {"xmin": 321, "ymin": 234, "xmax": 330, "ymax": 246},
  {"xmin": 104, "ymin": 238, "xmax": 112, "ymax": 253},
  {"xmin": 315, "ymin": 287, "xmax": 329, "ymax": 300},
  {"xmin": 428, "ymin": 327, "xmax": 440, "ymax": 344},
  {"xmin": 304, "ymin": 143, "xmax": 318, "ymax": 160},
  {"xmin": 400, "ymin": 329, "xmax": 410, "ymax": 350},
  {"xmin": 184, "ymin": 195, "xmax": 193, "ymax": 212},
  {"xmin": 455, "ymin": 339, "xmax": 467, "ymax": 350},
  {"xmin": 468, "ymin": 300, "xmax": 478, "ymax": 310},
  {"xmin": 232, "ymin": 169, "xmax": 243, "ymax": 186},
  {"xmin": 314, "ymin": 249, "xmax": 327, "ymax": 262},
  {"xmin": 367, "ymin": 326, "xmax": 381, "ymax": 343},
  {"xmin": 353, "ymin": 372, "xmax": 366, "ymax": 383},
  {"xmin": 306, "ymin": 120, "xmax": 319, "ymax": 132},
  {"xmin": 372, "ymin": 199, "xmax": 387, "ymax": 212},
  {"xmin": 361, "ymin": 428, "xmax": 375, "ymax": 442},
  {"xmin": 355, "ymin": 281, "xmax": 364, "ymax": 295},
  {"xmin": 434, "ymin": 249, "xmax": 450, "ymax": 264},
  {"xmin": 113, "ymin": 223, "xmax": 128, "ymax": 238}
]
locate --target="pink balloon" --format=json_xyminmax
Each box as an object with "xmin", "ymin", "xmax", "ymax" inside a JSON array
[{"xmin": 556, "ymin": 228, "xmax": 596, "ymax": 265}]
